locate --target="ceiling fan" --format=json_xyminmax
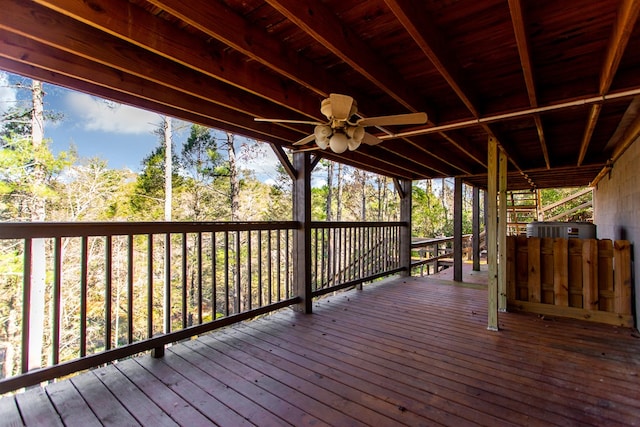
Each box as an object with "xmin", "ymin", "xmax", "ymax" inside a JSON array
[{"xmin": 255, "ymin": 94, "xmax": 428, "ymax": 153}]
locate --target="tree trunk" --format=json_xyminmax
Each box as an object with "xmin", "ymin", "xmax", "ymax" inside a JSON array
[
  {"xmin": 227, "ymin": 133, "xmax": 239, "ymax": 221},
  {"xmin": 336, "ymin": 163, "xmax": 343, "ymax": 221},
  {"xmin": 29, "ymin": 80, "xmax": 46, "ymax": 370}
]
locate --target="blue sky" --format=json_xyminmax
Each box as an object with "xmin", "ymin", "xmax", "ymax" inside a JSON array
[{"xmin": 0, "ymin": 71, "xmax": 284, "ymax": 184}]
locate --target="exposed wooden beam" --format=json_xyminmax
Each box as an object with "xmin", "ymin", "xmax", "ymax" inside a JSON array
[
  {"xmin": 145, "ymin": 0, "xmax": 337, "ymax": 100},
  {"xmin": 0, "ymin": 0, "xmax": 306, "ymax": 125},
  {"xmin": 577, "ymin": 0, "xmax": 640, "ymax": 166},
  {"xmin": 264, "ymin": 0, "xmax": 431, "ymax": 115},
  {"xmin": 269, "ymin": 144, "xmax": 296, "ymax": 181},
  {"xmin": 33, "ymin": 0, "xmax": 322, "ymax": 121},
  {"xmin": 508, "ymin": 0, "xmax": 550, "ymax": 169},
  {"xmin": 0, "ymin": 33, "xmax": 304, "ymax": 144},
  {"xmin": 384, "ymin": 0, "xmax": 479, "ymax": 117}
]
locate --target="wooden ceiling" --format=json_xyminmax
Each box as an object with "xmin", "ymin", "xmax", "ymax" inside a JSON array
[{"xmin": 1, "ymin": 0, "xmax": 640, "ymax": 190}]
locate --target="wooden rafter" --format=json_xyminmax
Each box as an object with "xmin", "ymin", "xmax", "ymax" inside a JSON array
[
  {"xmin": 33, "ymin": 0, "xmax": 322, "ymax": 121},
  {"xmin": 264, "ymin": 0, "xmax": 429, "ymax": 115},
  {"xmin": 577, "ymin": 0, "xmax": 640, "ymax": 166},
  {"xmin": 384, "ymin": 0, "xmax": 479, "ymax": 117},
  {"xmin": 508, "ymin": 0, "xmax": 550, "ymax": 170}
]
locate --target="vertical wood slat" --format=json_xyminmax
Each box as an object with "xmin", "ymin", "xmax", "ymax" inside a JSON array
[
  {"xmin": 506, "ymin": 236, "xmax": 516, "ymax": 301},
  {"xmin": 52, "ymin": 237, "xmax": 62, "ymax": 365},
  {"xmin": 498, "ymin": 150, "xmax": 507, "ymax": 310},
  {"xmin": 267, "ymin": 230, "xmax": 272, "ymax": 305},
  {"xmin": 614, "ymin": 240, "xmax": 632, "ymax": 314},
  {"xmin": 247, "ymin": 231, "xmax": 252, "ymax": 311},
  {"xmin": 276, "ymin": 229, "xmax": 281, "ymax": 302},
  {"xmin": 487, "ymin": 137, "xmax": 498, "ymax": 330},
  {"xmin": 553, "ymin": 238, "xmax": 569, "ymax": 307},
  {"xmin": 21, "ymin": 238, "xmax": 32, "ymax": 373},
  {"xmin": 164, "ymin": 233, "xmax": 171, "ymax": 333},
  {"xmin": 105, "ymin": 236, "xmax": 112, "ymax": 351},
  {"xmin": 197, "ymin": 232, "xmax": 203, "ymax": 324},
  {"xmin": 182, "ymin": 233, "xmax": 188, "ymax": 328},
  {"xmin": 80, "ymin": 236, "xmax": 88, "ymax": 356},
  {"xmin": 568, "ymin": 239, "xmax": 584, "ymax": 308},
  {"xmin": 598, "ymin": 239, "xmax": 614, "ymax": 312},
  {"xmin": 224, "ymin": 231, "xmax": 230, "ymax": 316},
  {"xmin": 146, "ymin": 234, "xmax": 153, "ymax": 339},
  {"xmin": 257, "ymin": 231, "xmax": 262, "ymax": 307},
  {"xmin": 235, "ymin": 230, "xmax": 241, "ymax": 313},
  {"xmin": 527, "ymin": 237, "xmax": 541, "ymax": 303},
  {"xmin": 126, "ymin": 235, "xmax": 133, "ymax": 345},
  {"xmin": 582, "ymin": 239, "xmax": 599, "ymax": 310}
]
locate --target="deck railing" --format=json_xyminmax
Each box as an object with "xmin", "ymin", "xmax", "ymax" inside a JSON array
[
  {"xmin": 311, "ymin": 222, "xmax": 404, "ymax": 296},
  {"xmin": 0, "ymin": 220, "xmax": 407, "ymax": 393}
]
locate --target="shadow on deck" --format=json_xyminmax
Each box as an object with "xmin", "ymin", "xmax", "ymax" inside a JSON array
[{"xmin": 1, "ymin": 266, "xmax": 639, "ymax": 426}]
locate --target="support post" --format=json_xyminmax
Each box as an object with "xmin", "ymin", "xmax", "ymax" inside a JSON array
[
  {"xmin": 454, "ymin": 177, "xmax": 463, "ymax": 281},
  {"xmin": 472, "ymin": 186, "xmax": 480, "ymax": 271},
  {"xmin": 487, "ymin": 137, "xmax": 499, "ymax": 331},
  {"xmin": 293, "ymin": 152, "xmax": 312, "ymax": 313},
  {"xmin": 498, "ymin": 149, "xmax": 508, "ymax": 311},
  {"xmin": 397, "ymin": 178, "xmax": 412, "ymax": 276}
]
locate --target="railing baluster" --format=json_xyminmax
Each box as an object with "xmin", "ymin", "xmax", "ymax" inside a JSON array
[
  {"xmin": 276, "ymin": 229, "xmax": 281, "ymax": 302},
  {"xmin": 235, "ymin": 230, "xmax": 241, "ymax": 313},
  {"xmin": 267, "ymin": 230, "xmax": 272, "ymax": 305},
  {"xmin": 127, "ymin": 235, "xmax": 133, "ymax": 345},
  {"xmin": 247, "ymin": 231, "xmax": 252, "ymax": 311},
  {"xmin": 181, "ymin": 233, "xmax": 187, "ymax": 328},
  {"xmin": 257, "ymin": 230, "xmax": 263, "ymax": 307},
  {"xmin": 21, "ymin": 238, "xmax": 32, "ymax": 374},
  {"xmin": 105, "ymin": 235, "xmax": 112, "ymax": 351},
  {"xmin": 197, "ymin": 232, "xmax": 203, "ymax": 324},
  {"xmin": 224, "ymin": 231, "xmax": 229, "ymax": 317},
  {"xmin": 52, "ymin": 237, "xmax": 61, "ymax": 365},
  {"xmin": 147, "ymin": 234, "xmax": 153, "ymax": 339},
  {"xmin": 164, "ymin": 233, "xmax": 171, "ymax": 334},
  {"xmin": 212, "ymin": 232, "xmax": 217, "ymax": 320},
  {"xmin": 285, "ymin": 229, "xmax": 290, "ymax": 299},
  {"xmin": 80, "ymin": 236, "xmax": 88, "ymax": 356}
]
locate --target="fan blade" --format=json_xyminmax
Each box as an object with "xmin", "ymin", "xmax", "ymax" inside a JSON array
[
  {"xmin": 362, "ymin": 132, "xmax": 382, "ymax": 146},
  {"xmin": 329, "ymin": 93, "xmax": 355, "ymax": 121},
  {"xmin": 357, "ymin": 112, "xmax": 428, "ymax": 127},
  {"xmin": 293, "ymin": 134, "xmax": 316, "ymax": 146},
  {"xmin": 255, "ymin": 118, "xmax": 323, "ymax": 125}
]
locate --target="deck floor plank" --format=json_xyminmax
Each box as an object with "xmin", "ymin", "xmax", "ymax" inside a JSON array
[
  {"xmin": 2, "ymin": 268, "xmax": 639, "ymax": 427},
  {"xmin": 94, "ymin": 363, "xmax": 179, "ymax": 427},
  {"xmin": 173, "ymin": 339, "xmax": 327, "ymax": 426},
  {"xmin": 15, "ymin": 386, "xmax": 63, "ymax": 427},
  {"xmin": 113, "ymin": 358, "xmax": 215, "ymax": 426},
  {"xmin": 46, "ymin": 380, "xmax": 101, "ymax": 427},
  {"xmin": 69, "ymin": 368, "xmax": 141, "ymax": 426}
]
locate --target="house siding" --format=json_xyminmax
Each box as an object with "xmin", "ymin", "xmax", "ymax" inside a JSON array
[{"xmin": 594, "ymin": 137, "xmax": 640, "ymax": 330}]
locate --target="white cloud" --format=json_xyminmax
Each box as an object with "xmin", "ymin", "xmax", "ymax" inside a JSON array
[
  {"xmin": 0, "ymin": 72, "xmax": 18, "ymax": 118},
  {"xmin": 64, "ymin": 92, "xmax": 160, "ymax": 134}
]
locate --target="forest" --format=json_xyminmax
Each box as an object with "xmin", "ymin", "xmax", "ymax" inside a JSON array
[{"xmin": 0, "ymin": 76, "xmax": 590, "ymax": 379}]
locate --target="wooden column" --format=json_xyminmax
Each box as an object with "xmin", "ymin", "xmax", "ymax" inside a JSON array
[
  {"xmin": 396, "ymin": 178, "xmax": 412, "ymax": 276},
  {"xmin": 487, "ymin": 137, "xmax": 499, "ymax": 331},
  {"xmin": 292, "ymin": 152, "xmax": 312, "ymax": 313},
  {"xmin": 472, "ymin": 186, "xmax": 480, "ymax": 271},
  {"xmin": 454, "ymin": 177, "xmax": 463, "ymax": 281},
  {"xmin": 498, "ymin": 149, "xmax": 508, "ymax": 311}
]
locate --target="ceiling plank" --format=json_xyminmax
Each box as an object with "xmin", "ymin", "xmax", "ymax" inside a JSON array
[
  {"xmin": 145, "ymin": 0, "xmax": 343, "ymax": 100},
  {"xmin": 0, "ymin": 0, "xmax": 307, "ymax": 124},
  {"xmin": 508, "ymin": 0, "xmax": 550, "ymax": 169},
  {"xmin": 384, "ymin": 0, "xmax": 479, "ymax": 117},
  {"xmin": 264, "ymin": 0, "xmax": 431, "ymax": 115},
  {"xmin": 0, "ymin": 31, "xmax": 304, "ymax": 144},
  {"xmin": 577, "ymin": 0, "xmax": 640, "ymax": 166},
  {"xmin": 33, "ymin": 0, "xmax": 322, "ymax": 120}
]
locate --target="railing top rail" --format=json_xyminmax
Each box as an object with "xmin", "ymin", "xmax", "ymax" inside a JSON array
[
  {"xmin": 311, "ymin": 221, "xmax": 406, "ymax": 229},
  {"xmin": 0, "ymin": 221, "xmax": 298, "ymax": 239}
]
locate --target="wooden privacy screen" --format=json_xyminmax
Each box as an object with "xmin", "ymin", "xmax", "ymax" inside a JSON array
[{"xmin": 506, "ymin": 236, "xmax": 633, "ymax": 327}]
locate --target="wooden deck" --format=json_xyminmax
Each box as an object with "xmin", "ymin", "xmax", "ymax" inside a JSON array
[{"xmin": 1, "ymin": 267, "xmax": 639, "ymax": 426}]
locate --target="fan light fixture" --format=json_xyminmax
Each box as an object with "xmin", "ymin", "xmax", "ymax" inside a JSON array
[{"xmin": 329, "ymin": 132, "xmax": 349, "ymax": 153}]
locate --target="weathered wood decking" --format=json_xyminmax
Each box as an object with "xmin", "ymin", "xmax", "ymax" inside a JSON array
[{"xmin": 1, "ymin": 266, "xmax": 639, "ymax": 426}]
